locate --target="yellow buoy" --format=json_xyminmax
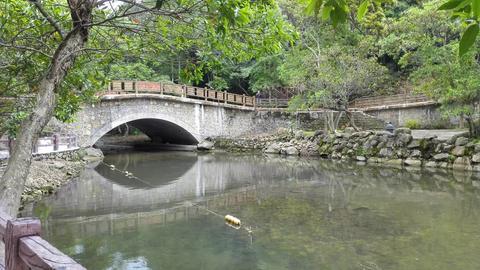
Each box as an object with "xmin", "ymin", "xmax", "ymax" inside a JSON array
[{"xmin": 225, "ymin": 215, "xmax": 241, "ymax": 226}]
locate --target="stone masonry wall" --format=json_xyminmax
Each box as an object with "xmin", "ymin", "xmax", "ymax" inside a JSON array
[
  {"xmin": 261, "ymin": 128, "xmax": 480, "ymax": 172},
  {"xmin": 247, "ymin": 110, "xmax": 385, "ymax": 135}
]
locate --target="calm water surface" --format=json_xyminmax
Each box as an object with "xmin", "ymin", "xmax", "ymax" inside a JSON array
[{"xmin": 24, "ymin": 151, "xmax": 480, "ymax": 270}]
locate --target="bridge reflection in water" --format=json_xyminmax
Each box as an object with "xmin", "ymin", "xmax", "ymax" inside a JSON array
[
  {"xmin": 24, "ymin": 152, "xmax": 323, "ymax": 238},
  {"xmin": 24, "ymin": 152, "xmax": 480, "ymax": 240},
  {"xmin": 20, "ymin": 153, "xmax": 480, "ymax": 270}
]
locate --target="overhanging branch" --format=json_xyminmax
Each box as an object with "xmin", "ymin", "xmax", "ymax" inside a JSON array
[{"xmin": 29, "ymin": 0, "xmax": 66, "ymax": 39}]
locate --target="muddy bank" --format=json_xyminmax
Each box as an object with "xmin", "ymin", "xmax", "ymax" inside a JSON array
[{"xmin": 0, "ymin": 147, "xmax": 103, "ymax": 207}]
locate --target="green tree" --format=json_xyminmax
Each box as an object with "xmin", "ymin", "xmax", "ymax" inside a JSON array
[{"xmin": 0, "ymin": 0, "xmax": 295, "ymax": 216}]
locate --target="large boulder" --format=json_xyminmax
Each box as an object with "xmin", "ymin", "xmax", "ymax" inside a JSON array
[
  {"xmin": 404, "ymin": 159, "xmax": 422, "ymax": 166},
  {"xmin": 472, "ymin": 154, "xmax": 480, "ymax": 163},
  {"xmin": 451, "ymin": 146, "xmax": 466, "ymax": 156},
  {"xmin": 197, "ymin": 140, "xmax": 215, "ymax": 151},
  {"xmin": 82, "ymin": 147, "xmax": 104, "ymax": 162},
  {"xmin": 394, "ymin": 128, "xmax": 412, "ymax": 135},
  {"xmin": 475, "ymin": 144, "xmax": 480, "ymax": 153},
  {"xmin": 455, "ymin": 137, "xmax": 469, "ymax": 146},
  {"xmin": 410, "ymin": 150, "xmax": 422, "ymax": 158},
  {"xmin": 378, "ymin": 148, "xmax": 393, "ymax": 158},
  {"xmin": 294, "ymin": 130, "xmax": 304, "ymax": 140},
  {"xmin": 264, "ymin": 143, "xmax": 281, "ymax": 154},
  {"xmin": 433, "ymin": 153, "xmax": 450, "ymax": 161},
  {"xmin": 407, "ymin": 140, "xmax": 421, "ymax": 149},
  {"xmin": 397, "ymin": 133, "xmax": 412, "ymax": 145},
  {"xmin": 298, "ymin": 142, "xmax": 320, "ymax": 156},
  {"xmin": 453, "ymin": 157, "xmax": 472, "ymax": 171},
  {"xmin": 282, "ymin": 146, "xmax": 299, "ymax": 156}
]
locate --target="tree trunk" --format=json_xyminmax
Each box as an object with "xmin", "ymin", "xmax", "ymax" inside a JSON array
[
  {"xmin": 345, "ymin": 110, "xmax": 360, "ymax": 131},
  {"xmin": 0, "ymin": 0, "xmax": 93, "ymax": 216}
]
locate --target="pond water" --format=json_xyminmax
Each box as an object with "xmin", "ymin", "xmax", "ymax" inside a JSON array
[{"xmin": 23, "ymin": 151, "xmax": 480, "ymax": 270}]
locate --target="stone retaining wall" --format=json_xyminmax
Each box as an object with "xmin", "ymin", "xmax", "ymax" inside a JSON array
[
  {"xmin": 250, "ymin": 110, "xmax": 385, "ymax": 134},
  {"xmin": 217, "ymin": 128, "xmax": 480, "ymax": 172},
  {"xmin": 312, "ymin": 128, "xmax": 479, "ymax": 171}
]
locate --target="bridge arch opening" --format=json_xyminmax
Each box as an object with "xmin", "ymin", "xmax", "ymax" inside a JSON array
[{"xmin": 92, "ymin": 117, "xmax": 199, "ymax": 149}]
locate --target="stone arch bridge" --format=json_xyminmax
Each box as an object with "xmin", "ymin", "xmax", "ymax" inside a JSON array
[{"xmin": 63, "ymin": 80, "xmax": 385, "ymax": 147}]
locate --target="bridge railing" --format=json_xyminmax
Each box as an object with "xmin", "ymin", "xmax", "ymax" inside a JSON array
[
  {"xmin": 0, "ymin": 211, "xmax": 85, "ymax": 269},
  {"xmin": 255, "ymin": 98, "xmax": 290, "ymax": 108},
  {"xmin": 104, "ymin": 80, "xmax": 256, "ymax": 107},
  {"xmin": 349, "ymin": 93, "xmax": 433, "ymax": 109},
  {"xmin": 0, "ymin": 135, "xmax": 77, "ymax": 156}
]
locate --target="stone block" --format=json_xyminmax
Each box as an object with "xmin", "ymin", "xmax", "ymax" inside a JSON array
[
  {"xmin": 283, "ymin": 146, "xmax": 299, "ymax": 156},
  {"xmin": 425, "ymin": 161, "xmax": 437, "ymax": 167},
  {"xmin": 264, "ymin": 143, "xmax": 281, "ymax": 154},
  {"xmin": 356, "ymin": 156, "xmax": 367, "ymax": 161},
  {"xmin": 433, "ymin": 153, "xmax": 450, "ymax": 161},
  {"xmin": 472, "ymin": 154, "xmax": 480, "ymax": 163},
  {"xmin": 455, "ymin": 137, "xmax": 469, "ymax": 146},
  {"xmin": 394, "ymin": 127, "xmax": 412, "ymax": 135},
  {"xmin": 397, "ymin": 133, "xmax": 412, "ymax": 145},
  {"xmin": 410, "ymin": 150, "xmax": 422, "ymax": 158},
  {"xmin": 404, "ymin": 159, "xmax": 422, "ymax": 167},
  {"xmin": 453, "ymin": 157, "xmax": 472, "ymax": 171},
  {"xmin": 451, "ymin": 146, "xmax": 466, "ymax": 156},
  {"xmin": 379, "ymin": 148, "xmax": 393, "ymax": 158},
  {"xmin": 385, "ymin": 159, "xmax": 403, "ymax": 166},
  {"xmin": 407, "ymin": 140, "xmax": 421, "ymax": 149}
]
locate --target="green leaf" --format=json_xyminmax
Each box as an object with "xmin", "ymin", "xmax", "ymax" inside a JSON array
[
  {"xmin": 473, "ymin": 0, "xmax": 480, "ymax": 18},
  {"xmin": 459, "ymin": 23, "xmax": 479, "ymax": 57},
  {"xmin": 331, "ymin": 5, "xmax": 348, "ymax": 28},
  {"xmin": 322, "ymin": 6, "xmax": 332, "ymax": 20},
  {"xmin": 357, "ymin": 0, "xmax": 370, "ymax": 21},
  {"xmin": 305, "ymin": 0, "xmax": 323, "ymax": 15},
  {"xmin": 438, "ymin": 0, "xmax": 467, "ymax": 10}
]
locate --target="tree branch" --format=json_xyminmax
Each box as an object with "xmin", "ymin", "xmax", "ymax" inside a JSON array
[
  {"xmin": 0, "ymin": 41, "xmax": 52, "ymax": 58},
  {"xmin": 30, "ymin": 0, "xmax": 66, "ymax": 39}
]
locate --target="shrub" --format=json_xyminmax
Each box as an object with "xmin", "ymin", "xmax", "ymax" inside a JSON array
[{"xmin": 404, "ymin": 119, "xmax": 421, "ymax": 129}]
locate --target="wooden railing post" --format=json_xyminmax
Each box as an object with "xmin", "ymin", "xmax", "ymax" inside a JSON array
[
  {"xmin": 5, "ymin": 218, "xmax": 41, "ymax": 270},
  {"xmin": 160, "ymin": 82, "xmax": 164, "ymax": 95},
  {"xmin": 33, "ymin": 140, "xmax": 38, "ymax": 154},
  {"xmin": 8, "ymin": 137, "xmax": 14, "ymax": 155},
  {"xmin": 53, "ymin": 134, "xmax": 59, "ymax": 151},
  {"xmin": 242, "ymin": 94, "xmax": 246, "ymax": 106}
]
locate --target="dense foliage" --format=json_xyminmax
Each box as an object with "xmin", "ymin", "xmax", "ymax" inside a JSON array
[{"xmin": 0, "ymin": 0, "xmax": 479, "ymax": 135}]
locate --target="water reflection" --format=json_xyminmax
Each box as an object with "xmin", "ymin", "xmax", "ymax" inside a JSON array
[
  {"xmin": 95, "ymin": 151, "xmax": 198, "ymax": 189},
  {"xmin": 24, "ymin": 152, "xmax": 480, "ymax": 270}
]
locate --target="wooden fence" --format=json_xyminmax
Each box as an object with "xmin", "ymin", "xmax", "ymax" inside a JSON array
[
  {"xmin": 349, "ymin": 93, "xmax": 433, "ymax": 109},
  {"xmin": 104, "ymin": 80, "xmax": 256, "ymax": 107},
  {"xmin": 0, "ymin": 212, "xmax": 85, "ymax": 269}
]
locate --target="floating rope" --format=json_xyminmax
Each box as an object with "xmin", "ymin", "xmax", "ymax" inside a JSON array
[
  {"xmin": 100, "ymin": 161, "xmax": 155, "ymax": 188},
  {"xmin": 101, "ymin": 161, "xmax": 255, "ymax": 241}
]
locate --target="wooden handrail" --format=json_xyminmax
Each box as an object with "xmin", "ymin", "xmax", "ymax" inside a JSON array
[
  {"xmin": 0, "ymin": 211, "xmax": 85, "ymax": 269},
  {"xmin": 105, "ymin": 80, "xmax": 256, "ymax": 107},
  {"xmin": 349, "ymin": 93, "xmax": 433, "ymax": 108}
]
